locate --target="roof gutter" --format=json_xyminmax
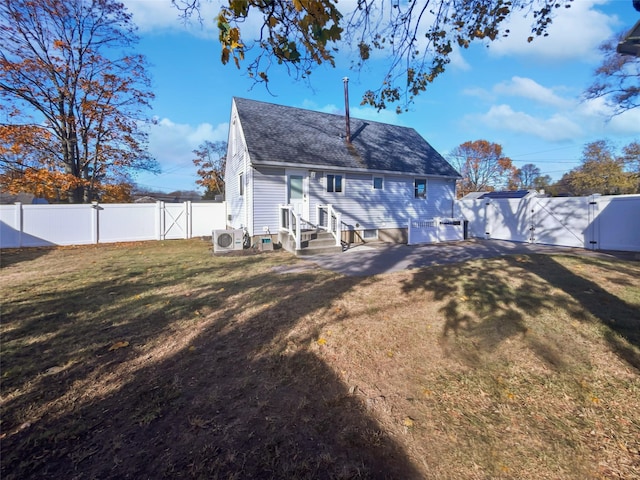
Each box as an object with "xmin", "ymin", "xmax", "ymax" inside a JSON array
[{"xmin": 249, "ymin": 159, "xmax": 462, "ymax": 179}]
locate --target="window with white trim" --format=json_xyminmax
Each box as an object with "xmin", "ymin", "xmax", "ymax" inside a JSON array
[
  {"xmin": 239, "ymin": 172, "xmax": 244, "ymax": 196},
  {"xmin": 327, "ymin": 174, "xmax": 343, "ymax": 193},
  {"xmin": 414, "ymin": 178, "xmax": 426, "ymax": 199},
  {"xmin": 373, "ymin": 176, "xmax": 383, "ymax": 190}
]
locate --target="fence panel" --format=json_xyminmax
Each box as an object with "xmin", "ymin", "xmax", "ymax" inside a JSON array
[
  {"xmin": 455, "ymin": 199, "xmax": 486, "ymax": 238},
  {"xmin": 0, "ymin": 205, "xmax": 23, "ymax": 248},
  {"xmin": 192, "ymin": 203, "xmax": 228, "ymax": 236},
  {"xmin": 22, "ymin": 204, "xmax": 95, "ymax": 247},
  {"xmin": 457, "ymin": 193, "xmax": 640, "ymax": 252},
  {"xmin": 595, "ymin": 195, "xmax": 640, "ymax": 252},
  {"xmin": 0, "ymin": 201, "xmax": 227, "ymax": 249},
  {"xmin": 408, "ymin": 219, "xmax": 438, "ymax": 245},
  {"xmin": 98, "ymin": 203, "xmax": 159, "ymax": 243},
  {"xmin": 408, "ymin": 218, "xmax": 464, "ymax": 245}
]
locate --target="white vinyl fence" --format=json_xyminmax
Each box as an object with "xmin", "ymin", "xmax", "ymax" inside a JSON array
[
  {"xmin": 407, "ymin": 217, "xmax": 464, "ymax": 245},
  {"xmin": 457, "ymin": 194, "xmax": 640, "ymax": 252},
  {"xmin": 0, "ymin": 201, "xmax": 227, "ymax": 249}
]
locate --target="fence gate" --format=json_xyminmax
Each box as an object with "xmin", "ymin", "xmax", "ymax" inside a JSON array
[
  {"xmin": 484, "ymin": 198, "xmax": 531, "ymax": 243},
  {"xmin": 530, "ymin": 196, "xmax": 594, "ymax": 249},
  {"xmin": 159, "ymin": 202, "xmax": 190, "ymax": 240}
]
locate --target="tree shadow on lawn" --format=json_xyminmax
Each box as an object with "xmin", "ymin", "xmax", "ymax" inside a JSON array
[
  {"xmin": 0, "ymin": 246, "xmax": 54, "ymax": 268},
  {"xmin": 530, "ymin": 255, "xmax": 640, "ymax": 370},
  {"xmin": 401, "ymin": 254, "xmax": 640, "ymax": 371},
  {"xmin": 1, "ymin": 254, "xmax": 422, "ymax": 479}
]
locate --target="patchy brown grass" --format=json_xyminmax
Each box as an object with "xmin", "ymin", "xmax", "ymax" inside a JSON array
[{"xmin": 1, "ymin": 240, "xmax": 639, "ymax": 479}]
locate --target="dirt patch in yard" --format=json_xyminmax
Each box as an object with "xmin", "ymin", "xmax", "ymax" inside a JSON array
[{"xmin": 1, "ymin": 240, "xmax": 639, "ymax": 479}]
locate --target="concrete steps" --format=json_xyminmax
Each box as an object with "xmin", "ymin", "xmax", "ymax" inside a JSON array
[{"xmin": 279, "ymin": 230, "xmax": 343, "ymax": 256}]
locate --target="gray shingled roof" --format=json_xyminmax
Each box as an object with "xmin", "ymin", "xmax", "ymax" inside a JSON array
[{"xmin": 234, "ymin": 97, "xmax": 461, "ymax": 178}]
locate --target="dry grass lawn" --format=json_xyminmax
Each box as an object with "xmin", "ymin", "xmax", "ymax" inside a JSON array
[{"xmin": 1, "ymin": 239, "xmax": 639, "ymax": 479}]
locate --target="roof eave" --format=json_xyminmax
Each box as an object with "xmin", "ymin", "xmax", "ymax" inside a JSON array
[{"xmin": 250, "ymin": 158, "xmax": 461, "ymax": 179}]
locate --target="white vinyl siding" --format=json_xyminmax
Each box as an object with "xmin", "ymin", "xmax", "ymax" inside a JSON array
[
  {"xmin": 253, "ymin": 166, "xmax": 286, "ymax": 233},
  {"xmin": 309, "ymin": 173, "xmax": 455, "ymax": 229},
  {"xmin": 225, "ymin": 102, "xmax": 249, "ymax": 230}
]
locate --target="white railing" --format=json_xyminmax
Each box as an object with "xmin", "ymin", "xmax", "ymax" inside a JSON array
[
  {"xmin": 316, "ymin": 204, "xmax": 342, "ymax": 247},
  {"xmin": 408, "ymin": 217, "xmax": 464, "ymax": 245},
  {"xmin": 279, "ymin": 204, "xmax": 302, "ymax": 250}
]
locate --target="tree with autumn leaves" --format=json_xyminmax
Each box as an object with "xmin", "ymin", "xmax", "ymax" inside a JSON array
[
  {"xmin": 448, "ymin": 140, "xmax": 516, "ymax": 197},
  {"xmin": 0, "ymin": 0, "xmax": 157, "ymax": 203},
  {"xmin": 556, "ymin": 140, "xmax": 639, "ymax": 196},
  {"xmin": 450, "ymin": 139, "xmax": 639, "ymax": 198},
  {"xmin": 192, "ymin": 140, "xmax": 227, "ymax": 199}
]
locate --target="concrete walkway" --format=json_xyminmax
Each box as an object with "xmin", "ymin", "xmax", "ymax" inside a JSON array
[{"xmin": 300, "ymin": 239, "xmax": 637, "ymax": 277}]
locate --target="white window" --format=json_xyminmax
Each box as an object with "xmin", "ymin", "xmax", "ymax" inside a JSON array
[
  {"xmin": 239, "ymin": 172, "xmax": 244, "ymax": 196},
  {"xmin": 414, "ymin": 178, "xmax": 426, "ymax": 199},
  {"xmin": 327, "ymin": 174, "xmax": 343, "ymax": 193},
  {"xmin": 373, "ymin": 176, "xmax": 383, "ymax": 190}
]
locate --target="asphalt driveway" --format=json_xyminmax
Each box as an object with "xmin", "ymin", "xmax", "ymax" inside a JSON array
[{"xmin": 301, "ymin": 238, "xmax": 636, "ymax": 277}]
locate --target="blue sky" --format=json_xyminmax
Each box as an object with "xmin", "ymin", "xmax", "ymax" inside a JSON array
[{"xmin": 122, "ymin": 0, "xmax": 640, "ymax": 193}]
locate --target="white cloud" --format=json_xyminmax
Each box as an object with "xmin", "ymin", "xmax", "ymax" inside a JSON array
[
  {"xmin": 494, "ymin": 77, "xmax": 571, "ymax": 108},
  {"xmin": 487, "ymin": 0, "xmax": 617, "ymax": 62},
  {"xmin": 462, "ymin": 87, "xmax": 493, "ymax": 100},
  {"xmin": 135, "ymin": 118, "xmax": 228, "ymax": 192},
  {"xmin": 121, "ymin": 0, "xmax": 218, "ymax": 36},
  {"xmin": 574, "ymin": 97, "xmax": 640, "ymax": 136},
  {"xmin": 464, "ymin": 92, "xmax": 640, "ymax": 146},
  {"xmin": 449, "ymin": 47, "xmax": 472, "ymax": 72},
  {"xmin": 469, "ymin": 104, "xmax": 583, "ymax": 142}
]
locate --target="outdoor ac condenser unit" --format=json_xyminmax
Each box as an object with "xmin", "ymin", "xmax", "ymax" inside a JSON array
[{"xmin": 213, "ymin": 229, "xmax": 244, "ymax": 253}]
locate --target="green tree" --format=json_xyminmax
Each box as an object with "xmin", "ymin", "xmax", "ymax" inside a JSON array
[
  {"xmin": 193, "ymin": 140, "xmax": 227, "ymax": 199},
  {"xmin": 560, "ymin": 140, "xmax": 636, "ymax": 195},
  {"xmin": 621, "ymin": 140, "xmax": 640, "ymax": 192},
  {"xmin": 0, "ymin": 0, "xmax": 158, "ymax": 203},
  {"xmin": 449, "ymin": 140, "xmax": 515, "ymax": 197},
  {"xmin": 532, "ymin": 174, "xmax": 552, "ymax": 192},
  {"xmin": 584, "ymin": 30, "xmax": 640, "ymax": 115},
  {"xmin": 174, "ymin": 0, "xmax": 573, "ymax": 111}
]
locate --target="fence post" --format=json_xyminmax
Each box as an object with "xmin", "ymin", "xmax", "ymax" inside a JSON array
[
  {"xmin": 14, "ymin": 202, "xmax": 23, "ymax": 248},
  {"xmin": 185, "ymin": 201, "xmax": 192, "ymax": 239},
  {"xmin": 484, "ymin": 200, "xmax": 491, "ymax": 239},
  {"xmin": 91, "ymin": 201, "xmax": 99, "ymax": 244},
  {"xmin": 587, "ymin": 194, "xmax": 601, "ymax": 250},
  {"xmin": 157, "ymin": 201, "xmax": 164, "ymax": 240},
  {"xmin": 526, "ymin": 195, "xmax": 535, "ymax": 244},
  {"xmin": 434, "ymin": 217, "xmax": 441, "ymax": 243}
]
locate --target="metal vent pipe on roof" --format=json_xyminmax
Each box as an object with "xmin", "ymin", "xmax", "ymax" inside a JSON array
[{"xmin": 343, "ymin": 77, "xmax": 351, "ymax": 143}]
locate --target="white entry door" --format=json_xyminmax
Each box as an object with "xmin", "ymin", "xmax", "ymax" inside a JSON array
[{"xmin": 287, "ymin": 170, "xmax": 309, "ymax": 220}]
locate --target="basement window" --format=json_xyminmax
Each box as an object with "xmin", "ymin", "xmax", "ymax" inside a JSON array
[
  {"xmin": 363, "ymin": 229, "xmax": 378, "ymax": 240},
  {"xmin": 327, "ymin": 174, "xmax": 343, "ymax": 193}
]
